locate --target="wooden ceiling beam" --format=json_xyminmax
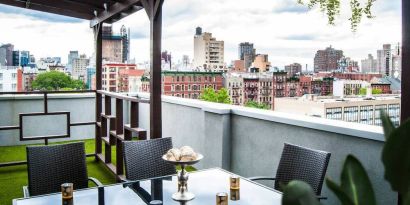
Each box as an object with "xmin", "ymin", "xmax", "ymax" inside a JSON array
[
  {"xmin": 0, "ymin": 0, "xmax": 94, "ymax": 19},
  {"xmin": 90, "ymin": 0, "xmax": 141, "ymax": 27}
]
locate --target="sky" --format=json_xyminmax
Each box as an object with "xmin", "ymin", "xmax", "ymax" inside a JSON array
[{"xmin": 0, "ymin": 0, "xmax": 402, "ymax": 70}]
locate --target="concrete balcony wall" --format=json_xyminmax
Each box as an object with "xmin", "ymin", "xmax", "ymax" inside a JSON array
[
  {"xmin": 0, "ymin": 94, "xmax": 96, "ymax": 146},
  {"xmin": 135, "ymin": 92, "xmax": 393, "ymax": 205},
  {"xmin": 0, "ymin": 93, "xmax": 395, "ymax": 204}
]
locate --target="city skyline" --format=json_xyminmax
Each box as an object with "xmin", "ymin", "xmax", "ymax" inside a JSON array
[{"xmin": 0, "ymin": 0, "xmax": 401, "ymax": 70}]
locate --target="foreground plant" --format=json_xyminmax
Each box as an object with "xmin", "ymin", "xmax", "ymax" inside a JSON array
[{"xmin": 282, "ymin": 111, "xmax": 410, "ymax": 205}]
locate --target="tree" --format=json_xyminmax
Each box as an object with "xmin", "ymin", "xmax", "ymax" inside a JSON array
[
  {"xmin": 297, "ymin": 0, "xmax": 376, "ymax": 32},
  {"xmin": 360, "ymin": 88, "xmax": 383, "ymax": 95},
  {"xmin": 32, "ymin": 71, "xmax": 85, "ymax": 91},
  {"xmin": 200, "ymin": 87, "xmax": 231, "ymax": 104},
  {"xmin": 245, "ymin": 100, "xmax": 270, "ymax": 110}
]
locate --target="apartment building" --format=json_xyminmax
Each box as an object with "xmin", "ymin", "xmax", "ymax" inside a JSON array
[
  {"xmin": 0, "ymin": 66, "xmax": 22, "ymax": 92},
  {"xmin": 193, "ymin": 27, "xmax": 225, "ymax": 72},
  {"xmin": 101, "ymin": 63, "xmax": 140, "ymax": 92},
  {"xmin": 274, "ymin": 94, "xmax": 401, "ymax": 126},
  {"xmin": 225, "ymin": 73, "xmax": 244, "ymax": 105},
  {"xmin": 162, "ymin": 71, "xmax": 224, "ymax": 99}
]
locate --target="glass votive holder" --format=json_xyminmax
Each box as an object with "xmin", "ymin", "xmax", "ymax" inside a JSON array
[
  {"xmin": 216, "ymin": 192, "xmax": 228, "ymax": 205},
  {"xmin": 230, "ymin": 189, "xmax": 240, "ymax": 201},
  {"xmin": 230, "ymin": 175, "xmax": 240, "ymax": 190},
  {"xmin": 61, "ymin": 183, "xmax": 73, "ymax": 205}
]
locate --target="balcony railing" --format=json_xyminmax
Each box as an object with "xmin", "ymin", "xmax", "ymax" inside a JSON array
[{"xmin": 0, "ymin": 92, "xmax": 395, "ymax": 204}]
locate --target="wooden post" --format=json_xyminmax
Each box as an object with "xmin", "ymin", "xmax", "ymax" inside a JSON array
[
  {"xmin": 399, "ymin": 1, "xmax": 409, "ymax": 204},
  {"xmin": 142, "ymin": 0, "xmax": 164, "ymax": 200},
  {"xmin": 402, "ymin": 0, "xmax": 409, "ymax": 123},
  {"xmin": 95, "ymin": 23, "xmax": 103, "ymax": 158}
]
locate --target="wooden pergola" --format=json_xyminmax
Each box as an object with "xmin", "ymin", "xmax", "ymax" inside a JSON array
[
  {"xmin": 0, "ymin": 0, "xmax": 408, "ymax": 203},
  {"xmin": 0, "ymin": 0, "xmax": 164, "ymax": 139}
]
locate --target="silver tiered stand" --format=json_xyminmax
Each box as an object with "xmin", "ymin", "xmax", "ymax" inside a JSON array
[{"xmin": 162, "ymin": 154, "xmax": 203, "ymax": 202}]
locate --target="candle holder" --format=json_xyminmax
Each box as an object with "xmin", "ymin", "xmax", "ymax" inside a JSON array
[
  {"xmin": 216, "ymin": 192, "xmax": 228, "ymax": 205},
  {"xmin": 230, "ymin": 175, "xmax": 240, "ymax": 190},
  {"xmin": 162, "ymin": 154, "xmax": 203, "ymax": 202},
  {"xmin": 61, "ymin": 183, "xmax": 73, "ymax": 205}
]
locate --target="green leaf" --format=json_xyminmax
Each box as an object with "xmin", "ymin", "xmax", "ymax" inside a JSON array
[
  {"xmin": 381, "ymin": 110, "xmax": 395, "ymax": 140},
  {"xmin": 382, "ymin": 118, "xmax": 410, "ymax": 195},
  {"xmin": 340, "ymin": 155, "xmax": 376, "ymax": 205},
  {"xmin": 281, "ymin": 180, "xmax": 321, "ymax": 205},
  {"xmin": 405, "ymin": 192, "xmax": 410, "ymax": 205},
  {"xmin": 326, "ymin": 178, "xmax": 355, "ymax": 205}
]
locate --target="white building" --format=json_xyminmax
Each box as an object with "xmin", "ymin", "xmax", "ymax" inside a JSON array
[
  {"xmin": 333, "ymin": 80, "xmax": 370, "ymax": 97},
  {"xmin": 0, "ymin": 66, "xmax": 19, "ymax": 92},
  {"xmin": 361, "ymin": 54, "xmax": 378, "ymax": 73},
  {"xmin": 225, "ymin": 73, "xmax": 244, "ymax": 105},
  {"xmin": 274, "ymin": 94, "xmax": 401, "ymax": 126},
  {"xmin": 72, "ymin": 54, "xmax": 90, "ymax": 82},
  {"xmin": 193, "ymin": 27, "xmax": 226, "ymax": 72}
]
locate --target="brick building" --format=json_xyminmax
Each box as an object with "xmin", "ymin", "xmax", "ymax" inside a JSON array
[
  {"xmin": 314, "ymin": 46, "xmax": 343, "ymax": 72},
  {"xmin": 101, "ymin": 63, "xmax": 141, "ymax": 92}
]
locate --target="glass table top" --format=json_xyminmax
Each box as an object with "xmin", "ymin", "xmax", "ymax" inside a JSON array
[{"xmin": 13, "ymin": 168, "xmax": 282, "ymax": 205}]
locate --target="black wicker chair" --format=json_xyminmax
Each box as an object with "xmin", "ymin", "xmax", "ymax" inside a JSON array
[
  {"xmin": 249, "ymin": 143, "xmax": 331, "ymax": 200},
  {"xmin": 123, "ymin": 137, "xmax": 176, "ymax": 181},
  {"xmin": 24, "ymin": 142, "xmax": 102, "ymax": 197}
]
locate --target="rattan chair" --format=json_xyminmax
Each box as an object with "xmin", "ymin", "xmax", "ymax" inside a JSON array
[
  {"xmin": 24, "ymin": 142, "xmax": 102, "ymax": 197},
  {"xmin": 249, "ymin": 143, "xmax": 331, "ymax": 200},
  {"xmin": 123, "ymin": 137, "xmax": 176, "ymax": 181}
]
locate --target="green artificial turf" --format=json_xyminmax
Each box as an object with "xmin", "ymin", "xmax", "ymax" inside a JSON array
[
  {"xmin": 0, "ymin": 139, "xmax": 197, "ymax": 205},
  {"xmin": 0, "ymin": 139, "xmax": 116, "ymax": 205}
]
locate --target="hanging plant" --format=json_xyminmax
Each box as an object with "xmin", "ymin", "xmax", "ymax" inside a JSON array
[{"xmin": 297, "ymin": 0, "xmax": 376, "ymax": 32}]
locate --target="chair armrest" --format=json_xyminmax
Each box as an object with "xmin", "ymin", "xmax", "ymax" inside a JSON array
[
  {"xmin": 248, "ymin": 176, "xmax": 276, "ymax": 181},
  {"xmin": 88, "ymin": 177, "xmax": 103, "ymax": 187},
  {"xmin": 22, "ymin": 186, "xmax": 30, "ymax": 198}
]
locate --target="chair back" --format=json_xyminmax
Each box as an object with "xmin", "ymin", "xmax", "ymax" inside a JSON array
[
  {"xmin": 274, "ymin": 143, "xmax": 331, "ymax": 195},
  {"xmin": 26, "ymin": 142, "xmax": 88, "ymax": 196},
  {"xmin": 123, "ymin": 138, "xmax": 176, "ymax": 181}
]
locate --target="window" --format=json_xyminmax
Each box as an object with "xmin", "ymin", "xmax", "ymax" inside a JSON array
[
  {"xmin": 360, "ymin": 106, "xmax": 374, "ymax": 125},
  {"xmin": 388, "ymin": 104, "xmax": 400, "ymax": 127},
  {"xmin": 344, "ymin": 106, "xmax": 358, "ymax": 122},
  {"xmin": 0, "ymin": 83, "xmax": 2, "ymax": 91},
  {"xmin": 374, "ymin": 105, "xmax": 388, "ymax": 126},
  {"xmin": 12, "ymin": 73, "xmax": 17, "ymax": 79},
  {"xmin": 326, "ymin": 107, "xmax": 342, "ymax": 120},
  {"xmin": 12, "ymin": 83, "xmax": 17, "ymax": 90},
  {"xmin": 0, "ymin": 73, "xmax": 2, "ymax": 80}
]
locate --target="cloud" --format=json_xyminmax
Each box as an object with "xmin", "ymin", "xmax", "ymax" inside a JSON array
[
  {"xmin": 0, "ymin": 4, "xmax": 83, "ymax": 23},
  {"xmin": 0, "ymin": 0, "xmax": 402, "ymax": 70},
  {"xmin": 281, "ymin": 34, "xmax": 317, "ymax": 41}
]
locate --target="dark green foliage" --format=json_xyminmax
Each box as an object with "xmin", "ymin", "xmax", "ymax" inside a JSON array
[
  {"xmin": 32, "ymin": 71, "xmax": 85, "ymax": 91},
  {"xmin": 200, "ymin": 87, "xmax": 231, "ymax": 104},
  {"xmin": 381, "ymin": 113, "xmax": 410, "ymax": 202},
  {"xmin": 281, "ymin": 180, "xmax": 321, "ymax": 205},
  {"xmin": 326, "ymin": 155, "xmax": 376, "ymax": 205},
  {"xmin": 245, "ymin": 100, "xmax": 270, "ymax": 110}
]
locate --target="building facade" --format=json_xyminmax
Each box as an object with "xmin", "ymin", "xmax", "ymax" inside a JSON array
[
  {"xmin": 193, "ymin": 27, "xmax": 225, "ymax": 72},
  {"xmin": 333, "ymin": 80, "xmax": 369, "ymax": 97},
  {"xmin": 226, "ymin": 73, "xmax": 244, "ymax": 105},
  {"xmin": 361, "ymin": 54, "xmax": 378, "ymax": 73},
  {"xmin": 0, "ymin": 66, "xmax": 22, "ymax": 92},
  {"xmin": 285, "ymin": 63, "xmax": 302, "ymax": 77},
  {"xmin": 274, "ymin": 95, "xmax": 401, "ymax": 126},
  {"xmin": 72, "ymin": 54, "xmax": 90, "ymax": 82},
  {"xmin": 252, "ymin": 54, "xmax": 271, "ymax": 72},
  {"xmin": 102, "ymin": 25, "xmax": 130, "ymax": 63},
  {"xmin": 314, "ymin": 46, "xmax": 343, "ymax": 72},
  {"xmin": 0, "ymin": 44, "xmax": 14, "ymax": 66},
  {"xmin": 162, "ymin": 71, "xmax": 224, "ymax": 99},
  {"xmin": 238, "ymin": 42, "xmax": 255, "ymax": 69},
  {"xmin": 101, "ymin": 63, "xmax": 139, "ymax": 92}
]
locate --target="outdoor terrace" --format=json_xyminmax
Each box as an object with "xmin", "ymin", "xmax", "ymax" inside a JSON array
[{"xmin": 0, "ymin": 92, "xmax": 392, "ymax": 204}]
